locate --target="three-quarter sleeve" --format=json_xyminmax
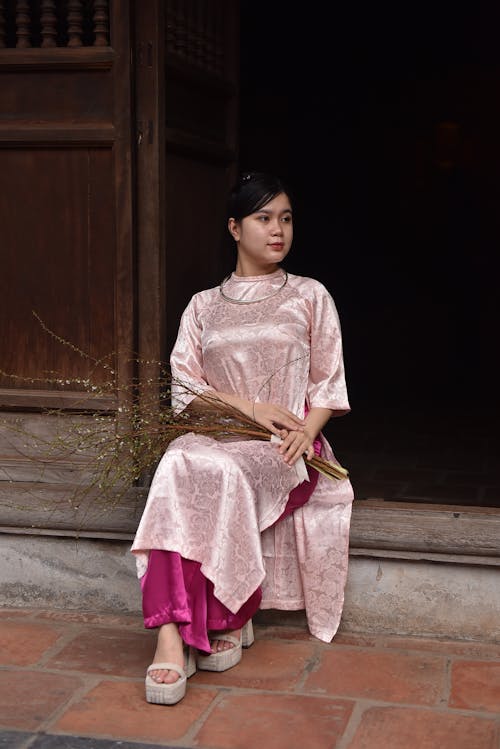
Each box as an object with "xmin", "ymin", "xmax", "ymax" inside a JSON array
[
  {"xmin": 169, "ymin": 294, "xmax": 211, "ymax": 413},
  {"xmin": 307, "ymin": 283, "xmax": 350, "ymax": 416}
]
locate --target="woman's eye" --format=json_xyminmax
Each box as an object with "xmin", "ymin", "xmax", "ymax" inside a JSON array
[{"xmin": 257, "ymin": 215, "xmax": 269, "ymax": 221}]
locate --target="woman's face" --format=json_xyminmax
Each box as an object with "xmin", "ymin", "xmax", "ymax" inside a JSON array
[{"xmin": 229, "ymin": 192, "xmax": 293, "ymax": 275}]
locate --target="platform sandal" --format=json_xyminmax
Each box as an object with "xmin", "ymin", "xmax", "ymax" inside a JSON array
[
  {"xmin": 145, "ymin": 646, "xmax": 197, "ymax": 705},
  {"xmin": 196, "ymin": 619, "xmax": 254, "ymax": 672}
]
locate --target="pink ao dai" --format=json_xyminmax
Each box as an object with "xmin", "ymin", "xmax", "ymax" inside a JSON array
[{"xmin": 131, "ymin": 270, "xmax": 354, "ymax": 642}]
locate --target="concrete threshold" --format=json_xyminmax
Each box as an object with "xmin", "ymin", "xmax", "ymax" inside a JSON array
[{"xmin": 1, "ymin": 532, "xmax": 499, "ymax": 644}]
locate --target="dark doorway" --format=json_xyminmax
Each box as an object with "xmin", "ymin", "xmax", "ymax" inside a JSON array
[{"xmin": 239, "ymin": 2, "xmax": 500, "ymax": 506}]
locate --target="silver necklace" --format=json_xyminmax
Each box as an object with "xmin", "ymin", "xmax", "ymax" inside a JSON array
[{"xmin": 219, "ymin": 270, "xmax": 288, "ymax": 304}]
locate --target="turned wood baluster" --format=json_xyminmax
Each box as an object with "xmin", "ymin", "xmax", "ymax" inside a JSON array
[
  {"xmin": 16, "ymin": 0, "xmax": 32, "ymax": 48},
  {"xmin": 93, "ymin": 0, "xmax": 109, "ymax": 47},
  {"xmin": 41, "ymin": 0, "xmax": 57, "ymax": 48},
  {"xmin": 67, "ymin": 0, "xmax": 83, "ymax": 47},
  {"xmin": 0, "ymin": 1, "xmax": 5, "ymax": 49}
]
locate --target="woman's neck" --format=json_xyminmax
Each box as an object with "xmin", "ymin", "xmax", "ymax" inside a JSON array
[{"xmin": 234, "ymin": 261, "xmax": 280, "ymax": 277}]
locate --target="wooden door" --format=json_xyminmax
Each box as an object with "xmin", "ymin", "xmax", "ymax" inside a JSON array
[
  {"xmin": 0, "ymin": 1, "xmax": 135, "ymax": 533},
  {"xmin": 0, "ymin": 0, "xmax": 240, "ymax": 536}
]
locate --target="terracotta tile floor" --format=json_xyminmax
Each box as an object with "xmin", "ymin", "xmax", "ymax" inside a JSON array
[{"xmin": 1, "ymin": 607, "xmax": 499, "ymax": 749}]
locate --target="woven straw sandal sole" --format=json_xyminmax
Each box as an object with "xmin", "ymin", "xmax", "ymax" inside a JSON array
[
  {"xmin": 145, "ymin": 647, "xmax": 196, "ymax": 705},
  {"xmin": 242, "ymin": 619, "xmax": 255, "ymax": 648}
]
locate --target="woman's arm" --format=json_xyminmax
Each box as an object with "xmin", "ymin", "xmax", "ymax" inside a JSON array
[{"xmin": 186, "ymin": 392, "xmax": 306, "ymax": 439}]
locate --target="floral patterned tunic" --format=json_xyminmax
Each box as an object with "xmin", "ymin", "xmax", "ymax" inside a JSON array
[{"xmin": 131, "ymin": 269, "xmax": 354, "ymax": 642}]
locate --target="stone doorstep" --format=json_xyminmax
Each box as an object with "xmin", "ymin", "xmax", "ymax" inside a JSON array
[{"xmin": 2, "ymin": 529, "xmax": 500, "ymax": 647}]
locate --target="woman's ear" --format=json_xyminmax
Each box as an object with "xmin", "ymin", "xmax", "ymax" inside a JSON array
[{"xmin": 228, "ymin": 217, "xmax": 240, "ymax": 241}]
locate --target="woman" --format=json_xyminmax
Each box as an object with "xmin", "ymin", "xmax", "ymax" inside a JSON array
[{"xmin": 131, "ymin": 172, "xmax": 354, "ymax": 705}]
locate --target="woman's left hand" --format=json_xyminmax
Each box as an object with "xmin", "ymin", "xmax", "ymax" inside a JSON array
[{"xmin": 276, "ymin": 429, "xmax": 315, "ymax": 466}]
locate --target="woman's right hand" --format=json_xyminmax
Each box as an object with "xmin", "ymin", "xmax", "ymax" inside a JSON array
[{"xmin": 252, "ymin": 402, "xmax": 305, "ymax": 438}]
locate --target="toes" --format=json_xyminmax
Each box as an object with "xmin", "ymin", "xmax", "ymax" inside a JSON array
[
  {"xmin": 208, "ymin": 629, "xmax": 242, "ymax": 653},
  {"xmin": 164, "ymin": 671, "xmax": 180, "ymax": 684},
  {"xmin": 211, "ymin": 639, "xmax": 234, "ymax": 653},
  {"xmin": 149, "ymin": 669, "xmax": 179, "ymax": 684}
]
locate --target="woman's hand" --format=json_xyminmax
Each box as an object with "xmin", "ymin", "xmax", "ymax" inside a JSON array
[
  {"xmin": 275, "ymin": 407, "xmax": 333, "ymax": 467},
  {"xmin": 276, "ymin": 429, "xmax": 315, "ymax": 466},
  {"xmin": 252, "ymin": 402, "xmax": 305, "ymax": 438}
]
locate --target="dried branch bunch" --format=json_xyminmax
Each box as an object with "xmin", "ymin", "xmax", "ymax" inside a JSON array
[{"xmin": 0, "ymin": 316, "xmax": 348, "ymax": 518}]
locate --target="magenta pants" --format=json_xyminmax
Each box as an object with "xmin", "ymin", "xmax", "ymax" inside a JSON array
[{"xmin": 141, "ymin": 447, "xmax": 320, "ymax": 654}]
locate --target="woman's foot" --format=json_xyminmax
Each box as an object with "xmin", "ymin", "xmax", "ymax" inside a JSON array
[
  {"xmin": 209, "ymin": 628, "xmax": 241, "ymax": 653},
  {"xmin": 149, "ymin": 622, "xmax": 184, "ymax": 684},
  {"xmin": 145, "ymin": 627, "xmax": 197, "ymax": 706}
]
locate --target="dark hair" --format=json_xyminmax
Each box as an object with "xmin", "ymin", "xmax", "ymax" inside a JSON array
[{"xmin": 227, "ymin": 172, "xmax": 293, "ymax": 221}]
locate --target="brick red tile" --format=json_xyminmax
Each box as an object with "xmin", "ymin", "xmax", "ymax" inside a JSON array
[
  {"xmin": 54, "ymin": 680, "xmax": 218, "ymax": 743},
  {"xmin": 0, "ymin": 609, "xmax": 33, "ymax": 620},
  {"xmin": 36, "ymin": 610, "xmax": 145, "ymax": 629},
  {"xmin": 195, "ymin": 693, "xmax": 354, "ymax": 749},
  {"xmin": 45, "ymin": 628, "xmax": 156, "ymax": 678},
  {"xmin": 449, "ymin": 661, "xmax": 500, "ymax": 713},
  {"xmin": 0, "ymin": 670, "xmax": 81, "ymax": 731},
  {"xmin": 193, "ymin": 639, "xmax": 316, "ymax": 690},
  {"xmin": 334, "ymin": 632, "xmax": 500, "ymax": 659},
  {"xmin": 0, "ymin": 621, "xmax": 63, "ymax": 666},
  {"xmin": 347, "ymin": 706, "xmax": 498, "ymax": 749},
  {"xmin": 305, "ymin": 647, "xmax": 446, "ymax": 705}
]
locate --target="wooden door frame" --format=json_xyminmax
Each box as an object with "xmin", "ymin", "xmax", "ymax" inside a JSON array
[
  {"xmin": 111, "ymin": 0, "xmax": 136, "ymax": 401},
  {"xmin": 133, "ymin": 0, "xmax": 167, "ymax": 380}
]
